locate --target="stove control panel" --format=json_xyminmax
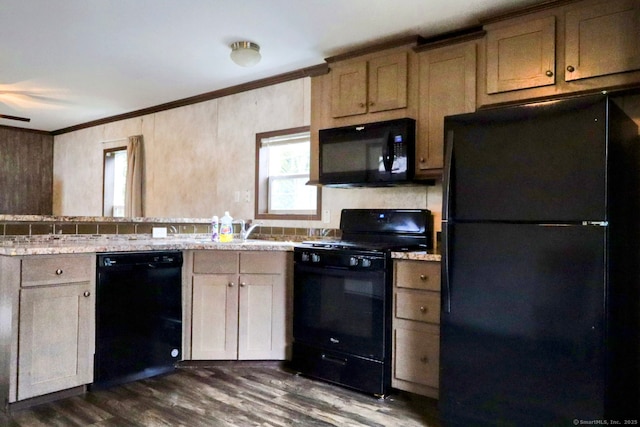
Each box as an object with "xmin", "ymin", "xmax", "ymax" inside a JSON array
[{"xmin": 295, "ymin": 248, "xmax": 385, "ymax": 270}]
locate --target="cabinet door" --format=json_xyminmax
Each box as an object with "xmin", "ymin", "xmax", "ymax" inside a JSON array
[
  {"xmin": 417, "ymin": 43, "xmax": 476, "ymax": 176},
  {"xmin": 394, "ymin": 327, "xmax": 440, "ymax": 390},
  {"xmin": 565, "ymin": 0, "xmax": 640, "ymax": 81},
  {"xmin": 368, "ymin": 51, "xmax": 408, "ymax": 113},
  {"xmin": 191, "ymin": 274, "xmax": 238, "ymax": 359},
  {"xmin": 18, "ymin": 282, "xmax": 94, "ymax": 400},
  {"xmin": 486, "ymin": 16, "xmax": 556, "ymax": 93},
  {"xmin": 331, "ymin": 60, "xmax": 368, "ymax": 118},
  {"xmin": 238, "ymin": 273, "xmax": 286, "ymax": 360}
]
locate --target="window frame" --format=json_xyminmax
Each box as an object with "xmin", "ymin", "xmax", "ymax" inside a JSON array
[
  {"xmin": 102, "ymin": 146, "xmax": 127, "ymax": 217},
  {"xmin": 255, "ymin": 126, "xmax": 321, "ymax": 220}
]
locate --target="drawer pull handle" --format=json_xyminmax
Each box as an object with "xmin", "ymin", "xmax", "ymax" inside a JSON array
[
  {"xmin": 420, "ymin": 306, "xmax": 427, "ymax": 313},
  {"xmin": 420, "ymin": 356, "xmax": 429, "ymax": 364},
  {"xmin": 83, "ymin": 291, "xmax": 91, "ymax": 297},
  {"xmin": 322, "ymin": 353, "xmax": 347, "ymax": 366},
  {"xmin": 55, "ymin": 269, "xmax": 63, "ymax": 275},
  {"xmin": 420, "ymin": 274, "xmax": 427, "ymax": 281}
]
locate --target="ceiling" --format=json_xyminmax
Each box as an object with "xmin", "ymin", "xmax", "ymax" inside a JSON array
[{"xmin": 1, "ymin": 0, "xmax": 543, "ymax": 133}]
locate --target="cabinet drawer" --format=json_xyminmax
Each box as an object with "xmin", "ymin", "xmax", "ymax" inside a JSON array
[
  {"xmin": 21, "ymin": 255, "xmax": 93, "ymax": 287},
  {"xmin": 396, "ymin": 290, "xmax": 440, "ymax": 324},
  {"xmin": 193, "ymin": 251, "xmax": 238, "ymax": 274},
  {"xmin": 240, "ymin": 252, "xmax": 284, "ymax": 274},
  {"xmin": 395, "ymin": 260, "xmax": 440, "ymax": 291},
  {"xmin": 394, "ymin": 327, "xmax": 439, "ymax": 389}
]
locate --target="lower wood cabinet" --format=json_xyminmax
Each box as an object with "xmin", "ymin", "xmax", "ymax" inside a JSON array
[
  {"xmin": 392, "ymin": 259, "xmax": 441, "ymax": 398},
  {"xmin": 0, "ymin": 254, "xmax": 96, "ymax": 405},
  {"xmin": 394, "ymin": 326, "xmax": 440, "ymax": 392},
  {"xmin": 18, "ymin": 282, "xmax": 94, "ymax": 400},
  {"xmin": 189, "ymin": 250, "xmax": 292, "ymax": 360}
]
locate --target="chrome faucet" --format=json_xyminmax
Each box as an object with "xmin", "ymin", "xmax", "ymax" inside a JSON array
[
  {"xmin": 242, "ymin": 220, "xmax": 261, "ymax": 241},
  {"xmin": 234, "ymin": 219, "xmax": 260, "ymax": 241}
]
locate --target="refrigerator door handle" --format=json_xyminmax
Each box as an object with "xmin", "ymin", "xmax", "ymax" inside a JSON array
[
  {"xmin": 442, "ymin": 222, "xmax": 451, "ymax": 313},
  {"xmin": 442, "ymin": 130, "xmax": 454, "ymax": 221}
]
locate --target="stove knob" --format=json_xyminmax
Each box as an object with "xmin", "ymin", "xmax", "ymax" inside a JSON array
[
  {"xmin": 361, "ymin": 258, "xmax": 372, "ymax": 268},
  {"xmin": 349, "ymin": 256, "xmax": 359, "ymax": 267},
  {"xmin": 311, "ymin": 253, "xmax": 321, "ymax": 263},
  {"xmin": 301, "ymin": 251, "xmax": 310, "ymax": 262}
]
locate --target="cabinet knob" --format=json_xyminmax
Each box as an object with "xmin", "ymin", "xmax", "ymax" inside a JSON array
[
  {"xmin": 240, "ymin": 282, "xmax": 246, "ymax": 287},
  {"xmin": 566, "ymin": 65, "xmax": 575, "ymax": 73},
  {"xmin": 55, "ymin": 268, "xmax": 63, "ymax": 275},
  {"xmin": 545, "ymin": 70, "xmax": 553, "ymax": 77},
  {"xmin": 420, "ymin": 356, "xmax": 429, "ymax": 364},
  {"xmin": 368, "ymin": 101, "xmax": 374, "ymax": 106},
  {"xmin": 83, "ymin": 291, "xmax": 90, "ymax": 297},
  {"xmin": 420, "ymin": 306, "xmax": 427, "ymax": 313},
  {"xmin": 228, "ymin": 282, "xmax": 235, "ymax": 287},
  {"xmin": 419, "ymin": 157, "xmax": 425, "ymax": 163},
  {"xmin": 358, "ymin": 103, "xmax": 365, "ymax": 108},
  {"xmin": 420, "ymin": 274, "xmax": 427, "ymax": 281}
]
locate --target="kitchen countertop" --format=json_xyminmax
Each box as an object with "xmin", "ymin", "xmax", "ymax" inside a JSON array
[
  {"xmin": 0, "ymin": 236, "xmax": 295, "ymax": 256},
  {"xmin": 391, "ymin": 251, "xmax": 441, "ymax": 262},
  {"xmin": 0, "ymin": 235, "xmax": 441, "ymax": 260},
  {"xmin": 0, "ymin": 214, "xmax": 210, "ymax": 223}
]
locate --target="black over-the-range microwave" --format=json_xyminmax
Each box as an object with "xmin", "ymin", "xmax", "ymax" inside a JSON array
[{"xmin": 318, "ymin": 118, "xmax": 419, "ymax": 187}]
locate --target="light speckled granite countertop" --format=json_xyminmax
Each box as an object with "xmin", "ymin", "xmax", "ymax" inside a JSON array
[
  {"xmin": 0, "ymin": 234, "xmax": 441, "ymax": 260},
  {"xmin": 0, "ymin": 236, "xmax": 295, "ymax": 256},
  {"xmin": 0, "ymin": 214, "xmax": 209, "ymax": 223},
  {"xmin": 391, "ymin": 251, "xmax": 441, "ymax": 262}
]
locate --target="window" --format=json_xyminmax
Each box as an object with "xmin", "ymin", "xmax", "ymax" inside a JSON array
[
  {"xmin": 103, "ymin": 147, "xmax": 127, "ymax": 216},
  {"xmin": 255, "ymin": 127, "xmax": 320, "ymax": 220}
]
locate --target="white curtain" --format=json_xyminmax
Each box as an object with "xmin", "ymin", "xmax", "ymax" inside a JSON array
[{"xmin": 125, "ymin": 134, "xmax": 144, "ymax": 217}]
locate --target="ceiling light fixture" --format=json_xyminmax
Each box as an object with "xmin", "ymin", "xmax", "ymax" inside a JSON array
[{"xmin": 230, "ymin": 41, "xmax": 261, "ymax": 67}]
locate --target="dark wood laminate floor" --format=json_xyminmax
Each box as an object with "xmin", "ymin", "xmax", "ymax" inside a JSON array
[{"xmin": 1, "ymin": 364, "xmax": 440, "ymax": 426}]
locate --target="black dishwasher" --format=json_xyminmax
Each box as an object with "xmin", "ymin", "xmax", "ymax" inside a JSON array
[{"xmin": 93, "ymin": 251, "xmax": 183, "ymax": 389}]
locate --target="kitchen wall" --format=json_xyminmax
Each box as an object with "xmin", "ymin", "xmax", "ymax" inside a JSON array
[{"xmin": 53, "ymin": 78, "xmax": 439, "ymax": 230}]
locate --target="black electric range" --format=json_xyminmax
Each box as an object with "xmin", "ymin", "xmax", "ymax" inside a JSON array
[{"xmin": 292, "ymin": 209, "xmax": 432, "ymax": 396}]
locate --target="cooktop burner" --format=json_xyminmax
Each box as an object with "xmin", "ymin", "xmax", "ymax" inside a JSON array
[{"xmin": 299, "ymin": 208, "xmax": 433, "ymax": 253}]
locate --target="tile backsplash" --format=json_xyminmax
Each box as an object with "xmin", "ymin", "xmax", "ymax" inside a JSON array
[{"xmin": 0, "ymin": 216, "xmax": 337, "ymax": 242}]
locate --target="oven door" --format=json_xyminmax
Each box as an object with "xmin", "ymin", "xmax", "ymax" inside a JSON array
[{"xmin": 293, "ymin": 262, "xmax": 389, "ymax": 360}]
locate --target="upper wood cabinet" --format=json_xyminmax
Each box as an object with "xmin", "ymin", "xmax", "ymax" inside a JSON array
[
  {"xmin": 331, "ymin": 51, "xmax": 408, "ymax": 118},
  {"xmin": 485, "ymin": 16, "xmax": 556, "ymax": 94},
  {"xmin": 564, "ymin": 0, "xmax": 640, "ymax": 81},
  {"xmin": 416, "ymin": 40, "xmax": 478, "ymax": 178},
  {"xmin": 480, "ymin": 0, "xmax": 640, "ymax": 106}
]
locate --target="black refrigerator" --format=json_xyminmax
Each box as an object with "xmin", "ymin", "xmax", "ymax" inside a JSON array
[{"xmin": 440, "ymin": 94, "xmax": 640, "ymax": 425}]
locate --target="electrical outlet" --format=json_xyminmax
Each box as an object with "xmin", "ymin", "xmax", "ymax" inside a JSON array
[
  {"xmin": 323, "ymin": 209, "xmax": 330, "ymax": 224},
  {"xmin": 152, "ymin": 227, "xmax": 167, "ymax": 238},
  {"xmin": 244, "ymin": 190, "xmax": 251, "ymax": 203}
]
